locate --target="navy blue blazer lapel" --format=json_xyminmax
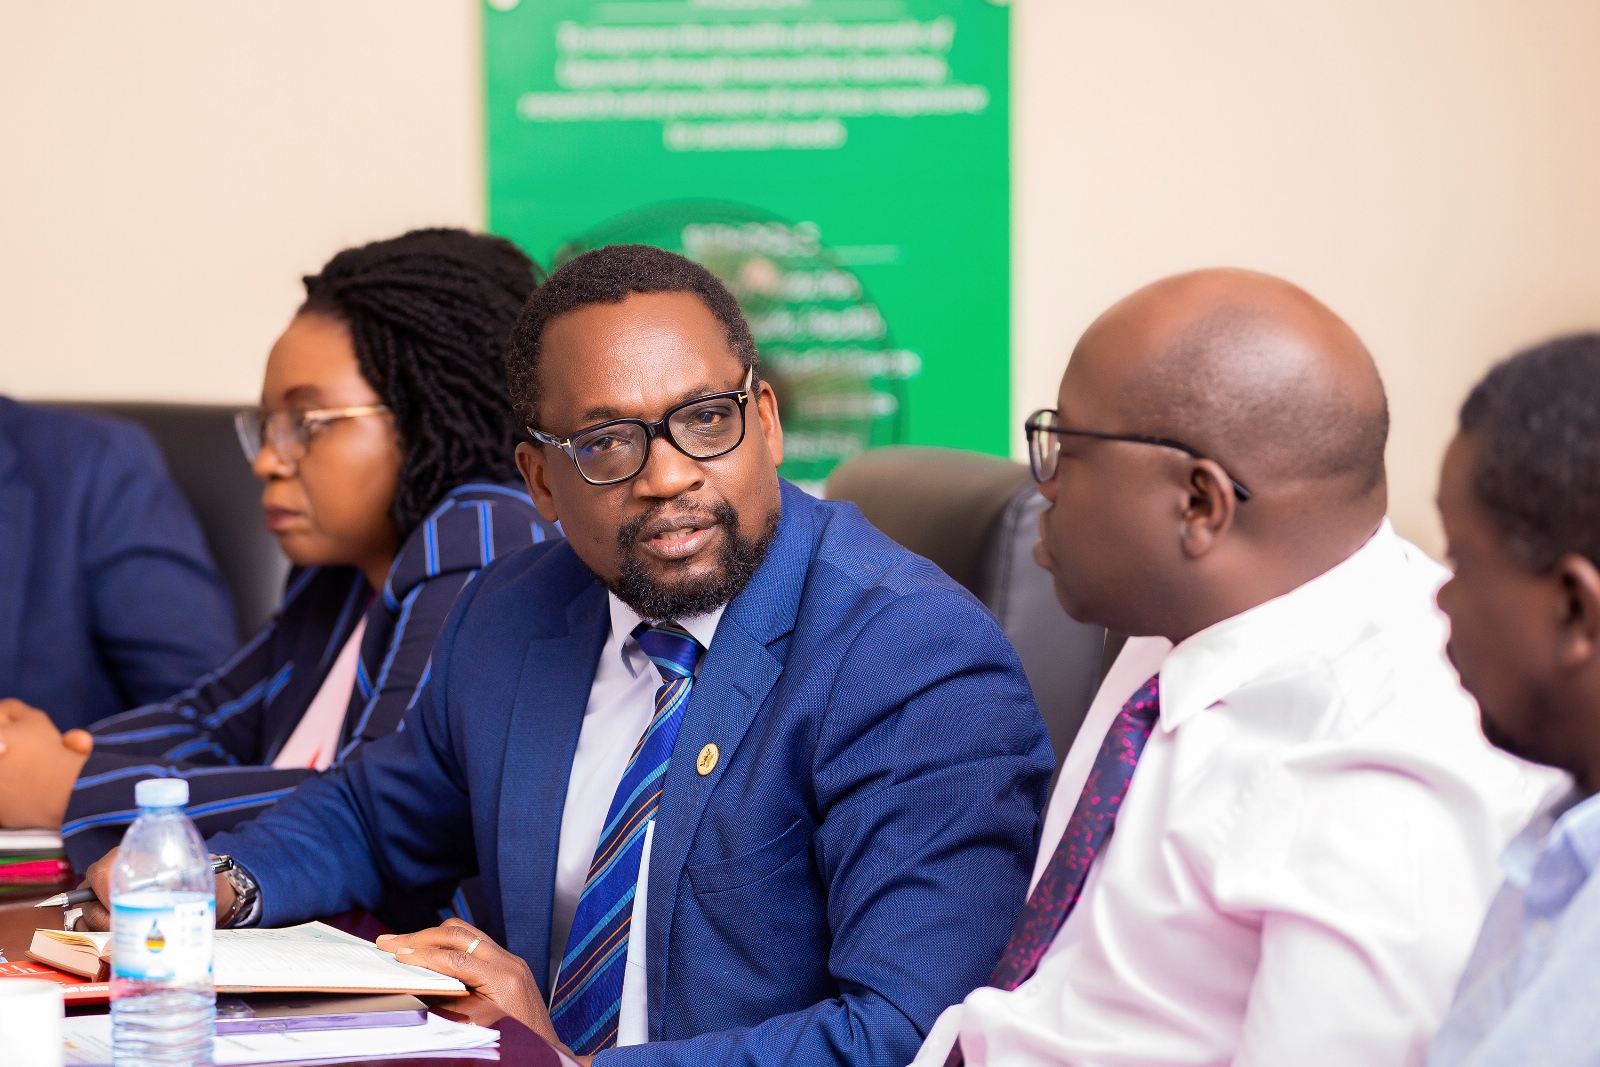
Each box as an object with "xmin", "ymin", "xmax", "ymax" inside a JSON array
[
  {"xmin": 497, "ymin": 566, "xmax": 608, "ymax": 995},
  {"xmin": 0, "ymin": 434, "xmax": 31, "ymax": 681},
  {"xmin": 644, "ymin": 481, "xmax": 818, "ymax": 1036}
]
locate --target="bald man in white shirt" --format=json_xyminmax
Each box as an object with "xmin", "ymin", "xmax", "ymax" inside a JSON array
[{"xmin": 913, "ymin": 269, "xmax": 1553, "ymax": 1067}]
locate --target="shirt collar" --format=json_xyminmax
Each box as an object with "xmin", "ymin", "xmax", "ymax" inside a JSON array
[
  {"xmin": 1501, "ymin": 783, "xmax": 1576, "ymax": 884},
  {"xmin": 1501, "ymin": 783, "xmax": 1600, "ymax": 922},
  {"xmin": 1156, "ymin": 519, "xmax": 1411, "ymax": 731},
  {"xmin": 606, "ymin": 593, "xmax": 726, "ymax": 678},
  {"xmin": 1561, "ymin": 790, "xmax": 1600, "ymax": 871}
]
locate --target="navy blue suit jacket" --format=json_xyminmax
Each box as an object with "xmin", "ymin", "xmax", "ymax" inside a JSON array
[
  {"xmin": 210, "ymin": 481, "xmax": 1054, "ymax": 1066},
  {"xmin": 0, "ymin": 397, "xmax": 237, "ymax": 730}
]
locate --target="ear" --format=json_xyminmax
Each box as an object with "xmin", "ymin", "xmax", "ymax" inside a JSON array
[
  {"xmin": 1555, "ymin": 552, "xmax": 1600, "ymax": 671},
  {"xmin": 755, "ymin": 378, "xmax": 784, "ymax": 468},
  {"xmin": 515, "ymin": 441, "xmax": 561, "ymax": 526},
  {"xmin": 1177, "ymin": 459, "xmax": 1238, "ymax": 559}
]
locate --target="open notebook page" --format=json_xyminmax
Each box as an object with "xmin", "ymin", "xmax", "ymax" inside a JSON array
[{"xmin": 214, "ymin": 921, "xmax": 467, "ymax": 995}]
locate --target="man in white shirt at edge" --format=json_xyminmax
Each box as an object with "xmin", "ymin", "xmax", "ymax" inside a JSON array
[{"xmin": 913, "ymin": 268, "xmax": 1553, "ymax": 1067}]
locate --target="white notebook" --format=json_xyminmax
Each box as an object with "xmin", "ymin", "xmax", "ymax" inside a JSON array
[
  {"xmin": 32, "ymin": 920, "xmax": 466, "ymax": 995},
  {"xmin": 0, "ymin": 828, "xmax": 65, "ymax": 853},
  {"xmin": 212, "ymin": 922, "xmax": 468, "ymax": 995}
]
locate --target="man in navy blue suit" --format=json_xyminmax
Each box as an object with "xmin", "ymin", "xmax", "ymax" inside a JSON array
[
  {"xmin": 0, "ymin": 397, "xmax": 237, "ymax": 732},
  {"xmin": 83, "ymin": 245, "xmax": 1055, "ymax": 1066}
]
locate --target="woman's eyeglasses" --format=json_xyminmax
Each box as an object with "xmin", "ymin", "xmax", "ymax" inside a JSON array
[
  {"xmin": 1025, "ymin": 408, "xmax": 1253, "ymax": 502},
  {"xmin": 233, "ymin": 405, "xmax": 390, "ymax": 467},
  {"xmin": 529, "ymin": 368, "xmax": 754, "ymax": 487}
]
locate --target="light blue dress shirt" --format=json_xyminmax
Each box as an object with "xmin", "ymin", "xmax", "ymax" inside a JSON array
[{"xmin": 1429, "ymin": 783, "xmax": 1600, "ymax": 1067}]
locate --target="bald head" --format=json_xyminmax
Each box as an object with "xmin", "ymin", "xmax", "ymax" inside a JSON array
[
  {"xmin": 1077, "ymin": 268, "xmax": 1388, "ymax": 499},
  {"xmin": 1035, "ymin": 269, "xmax": 1391, "ymax": 642}
]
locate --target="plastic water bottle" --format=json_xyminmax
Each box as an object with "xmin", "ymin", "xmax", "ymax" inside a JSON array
[{"xmin": 110, "ymin": 778, "xmax": 215, "ymax": 1066}]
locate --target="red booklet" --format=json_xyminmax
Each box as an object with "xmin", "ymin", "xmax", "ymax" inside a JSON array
[
  {"xmin": 0, "ymin": 960, "xmax": 111, "ymax": 1005},
  {"xmin": 0, "ymin": 858, "xmax": 72, "ymax": 885}
]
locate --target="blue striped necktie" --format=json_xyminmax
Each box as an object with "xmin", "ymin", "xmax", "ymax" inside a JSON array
[{"xmin": 550, "ymin": 620, "xmax": 704, "ymax": 1055}]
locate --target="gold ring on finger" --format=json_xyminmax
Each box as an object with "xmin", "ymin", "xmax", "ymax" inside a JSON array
[{"xmin": 465, "ymin": 937, "xmax": 482, "ymax": 955}]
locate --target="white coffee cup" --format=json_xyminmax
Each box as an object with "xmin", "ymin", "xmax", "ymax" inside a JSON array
[{"xmin": 0, "ymin": 979, "xmax": 65, "ymax": 1067}]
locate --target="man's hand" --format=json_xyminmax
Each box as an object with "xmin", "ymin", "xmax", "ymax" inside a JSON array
[
  {"xmin": 377, "ymin": 919, "xmax": 592, "ymax": 1066},
  {"xmin": 0, "ymin": 699, "xmax": 92, "ymax": 829},
  {"xmin": 76, "ymin": 847, "xmax": 237, "ymax": 932}
]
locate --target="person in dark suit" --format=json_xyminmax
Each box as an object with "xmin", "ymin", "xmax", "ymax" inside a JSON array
[
  {"xmin": 0, "ymin": 396, "xmax": 238, "ymax": 729},
  {"xmin": 80, "ymin": 244, "xmax": 1056, "ymax": 1065},
  {"xmin": 0, "ymin": 231, "xmax": 559, "ymax": 898}
]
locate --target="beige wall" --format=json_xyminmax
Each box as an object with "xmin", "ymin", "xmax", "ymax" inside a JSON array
[
  {"xmin": 4, "ymin": 1, "xmax": 1599, "ymax": 554},
  {"xmin": 0, "ymin": 2, "xmax": 483, "ymax": 405},
  {"xmin": 1013, "ymin": 1, "xmax": 1600, "ymax": 553}
]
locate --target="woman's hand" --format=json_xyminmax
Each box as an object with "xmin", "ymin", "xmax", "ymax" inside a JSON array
[
  {"xmin": 377, "ymin": 919, "xmax": 591, "ymax": 1066},
  {"xmin": 0, "ymin": 699, "xmax": 91, "ymax": 829}
]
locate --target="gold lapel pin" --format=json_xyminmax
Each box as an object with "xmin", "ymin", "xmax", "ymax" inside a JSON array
[{"xmin": 696, "ymin": 743, "xmax": 719, "ymax": 776}]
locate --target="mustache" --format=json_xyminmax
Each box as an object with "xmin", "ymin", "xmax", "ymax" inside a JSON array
[
  {"xmin": 616, "ymin": 500, "xmax": 738, "ymax": 552},
  {"xmin": 605, "ymin": 501, "xmax": 780, "ymax": 622}
]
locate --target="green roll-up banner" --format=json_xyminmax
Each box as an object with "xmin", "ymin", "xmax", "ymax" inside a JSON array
[{"xmin": 485, "ymin": 0, "xmax": 1010, "ymax": 487}]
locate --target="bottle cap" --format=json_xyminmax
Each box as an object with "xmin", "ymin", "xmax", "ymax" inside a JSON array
[{"xmin": 134, "ymin": 778, "xmax": 190, "ymax": 808}]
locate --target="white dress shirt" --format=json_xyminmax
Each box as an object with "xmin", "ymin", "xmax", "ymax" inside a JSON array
[
  {"xmin": 548, "ymin": 594, "xmax": 723, "ymax": 1048},
  {"xmin": 914, "ymin": 521, "xmax": 1556, "ymax": 1067}
]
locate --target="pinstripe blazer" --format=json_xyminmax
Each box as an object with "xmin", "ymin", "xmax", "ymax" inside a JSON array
[{"xmin": 62, "ymin": 481, "xmax": 557, "ymax": 875}]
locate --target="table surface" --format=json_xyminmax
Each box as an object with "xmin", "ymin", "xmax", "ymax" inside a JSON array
[{"xmin": 0, "ymin": 890, "xmax": 565, "ymax": 1066}]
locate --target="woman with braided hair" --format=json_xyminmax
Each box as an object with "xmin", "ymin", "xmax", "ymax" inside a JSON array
[{"xmin": 0, "ymin": 229, "xmax": 558, "ymax": 924}]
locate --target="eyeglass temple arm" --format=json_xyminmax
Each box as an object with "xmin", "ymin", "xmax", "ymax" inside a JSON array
[{"xmin": 1029, "ymin": 421, "xmax": 1254, "ymax": 502}]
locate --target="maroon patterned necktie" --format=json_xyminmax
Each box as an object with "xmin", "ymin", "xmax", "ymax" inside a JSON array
[{"xmin": 945, "ymin": 674, "xmax": 1161, "ymax": 1067}]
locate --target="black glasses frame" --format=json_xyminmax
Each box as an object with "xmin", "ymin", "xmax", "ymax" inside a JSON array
[
  {"xmin": 1025, "ymin": 409, "xmax": 1253, "ymax": 502},
  {"xmin": 529, "ymin": 367, "xmax": 756, "ymax": 487}
]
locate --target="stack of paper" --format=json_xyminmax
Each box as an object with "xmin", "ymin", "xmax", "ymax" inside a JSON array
[{"xmin": 62, "ymin": 1012, "xmax": 500, "ymax": 1065}]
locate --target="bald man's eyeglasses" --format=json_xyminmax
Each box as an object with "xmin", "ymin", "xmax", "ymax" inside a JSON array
[{"xmin": 1025, "ymin": 409, "xmax": 1253, "ymax": 502}]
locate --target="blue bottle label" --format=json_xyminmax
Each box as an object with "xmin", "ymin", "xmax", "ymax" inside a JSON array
[{"xmin": 112, "ymin": 892, "xmax": 214, "ymax": 983}]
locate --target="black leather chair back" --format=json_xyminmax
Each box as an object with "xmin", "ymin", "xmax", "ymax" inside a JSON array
[
  {"xmin": 45, "ymin": 402, "xmax": 289, "ymax": 637},
  {"xmin": 825, "ymin": 446, "xmax": 1108, "ymax": 768}
]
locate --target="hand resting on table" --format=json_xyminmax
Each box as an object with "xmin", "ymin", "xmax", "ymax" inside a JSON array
[{"xmin": 378, "ymin": 919, "xmax": 594, "ymax": 1067}]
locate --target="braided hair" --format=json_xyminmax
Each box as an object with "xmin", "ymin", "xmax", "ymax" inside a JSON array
[{"xmin": 299, "ymin": 228, "xmax": 543, "ymax": 535}]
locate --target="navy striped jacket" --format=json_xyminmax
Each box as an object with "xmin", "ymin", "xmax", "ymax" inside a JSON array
[{"xmin": 62, "ymin": 481, "xmax": 557, "ymax": 876}]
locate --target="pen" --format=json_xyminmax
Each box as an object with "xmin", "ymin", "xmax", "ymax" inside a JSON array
[{"xmin": 34, "ymin": 854, "xmax": 235, "ymax": 909}]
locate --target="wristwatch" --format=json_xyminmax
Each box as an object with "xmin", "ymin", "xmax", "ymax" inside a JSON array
[{"xmin": 212, "ymin": 853, "xmax": 260, "ymax": 928}]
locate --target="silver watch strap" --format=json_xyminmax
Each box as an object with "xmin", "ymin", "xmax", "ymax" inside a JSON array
[{"xmin": 217, "ymin": 859, "xmax": 262, "ymax": 928}]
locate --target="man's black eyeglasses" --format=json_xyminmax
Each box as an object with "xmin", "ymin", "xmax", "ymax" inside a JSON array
[
  {"xmin": 530, "ymin": 368, "xmax": 755, "ymax": 486},
  {"xmin": 1025, "ymin": 408, "xmax": 1253, "ymax": 502}
]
